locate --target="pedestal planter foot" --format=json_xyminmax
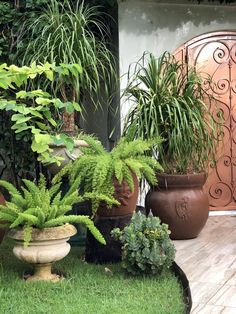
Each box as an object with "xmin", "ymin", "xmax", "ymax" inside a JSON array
[{"xmin": 26, "ymin": 263, "xmax": 62, "ymax": 282}]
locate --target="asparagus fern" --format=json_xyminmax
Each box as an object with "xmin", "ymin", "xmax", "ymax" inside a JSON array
[
  {"xmin": 53, "ymin": 136, "xmax": 163, "ymax": 214},
  {"xmin": 0, "ymin": 174, "xmax": 106, "ymax": 246}
]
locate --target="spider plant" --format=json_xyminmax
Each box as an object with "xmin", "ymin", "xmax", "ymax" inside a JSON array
[
  {"xmin": 14, "ymin": 0, "xmax": 117, "ymax": 133},
  {"xmin": 123, "ymin": 52, "xmax": 219, "ymax": 174}
]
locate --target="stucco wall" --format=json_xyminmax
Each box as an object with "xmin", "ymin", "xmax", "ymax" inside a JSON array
[{"xmin": 118, "ymin": 0, "xmax": 236, "ymax": 121}]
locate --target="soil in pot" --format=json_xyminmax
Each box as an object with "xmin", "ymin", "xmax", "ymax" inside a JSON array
[{"xmin": 145, "ymin": 173, "xmax": 209, "ymax": 240}]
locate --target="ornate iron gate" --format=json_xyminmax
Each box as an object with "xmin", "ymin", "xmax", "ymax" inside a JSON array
[{"xmin": 175, "ymin": 31, "xmax": 236, "ymax": 211}]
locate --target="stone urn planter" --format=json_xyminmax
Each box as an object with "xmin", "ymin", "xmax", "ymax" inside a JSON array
[
  {"xmin": 145, "ymin": 173, "xmax": 209, "ymax": 240},
  {"xmin": 8, "ymin": 224, "xmax": 77, "ymax": 282},
  {"xmin": 48, "ymin": 139, "xmax": 89, "ymax": 175}
]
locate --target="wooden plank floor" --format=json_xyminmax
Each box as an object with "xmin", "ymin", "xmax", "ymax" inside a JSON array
[{"xmin": 174, "ymin": 215, "xmax": 236, "ymax": 313}]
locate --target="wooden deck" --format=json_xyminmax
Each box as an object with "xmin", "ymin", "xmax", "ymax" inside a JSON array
[{"xmin": 174, "ymin": 215, "xmax": 236, "ymax": 313}]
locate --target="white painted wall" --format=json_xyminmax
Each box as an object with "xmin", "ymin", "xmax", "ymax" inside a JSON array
[{"xmin": 118, "ymin": 0, "xmax": 236, "ymax": 123}]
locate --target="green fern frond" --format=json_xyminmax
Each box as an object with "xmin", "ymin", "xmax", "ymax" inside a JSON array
[
  {"xmin": 84, "ymin": 193, "xmax": 119, "ymax": 207},
  {"xmin": 40, "ymin": 190, "xmax": 51, "ymax": 209},
  {"xmin": 52, "ymin": 191, "xmax": 62, "ymax": 206},
  {"xmin": 22, "ymin": 179, "xmax": 41, "ymax": 205},
  {"xmin": 0, "ymin": 205, "xmax": 6, "ymax": 211},
  {"xmin": 44, "ymin": 215, "xmax": 106, "ymax": 245},
  {"xmin": 10, "ymin": 195, "xmax": 26, "ymax": 211},
  {"xmin": 21, "ymin": 187, "xmax": 34, "ymax": 208},
  {"xmin": 0, "ymin": 180, "xmax": 22, "ymax": 198},
  {"xmin": 122, "ymin": 164, "xmax": 134, "ymax": 192},
  {"xmin": 69, "ymin": 155, "xmax": 96, "ymax": 183},
  {"xmin": 80, "ymin": 134, "xmax": 106, "ymax": 155},
  {"xmin": 10, "ymin": 208, "xmax": 39, "ymax": 228},
  {"xmin": 18, "ymin": 213, "xmax": 40, "ymax": 226},
  {"xmin": 124, "ymin": 158, "xmax": 142, "ymax": 179},
  {"xmin": 65, "ymin": 176, "xmax": 81, "ymax": 197},
  {"xmin": 10, "ymin": 215, "xmax": 26, "ymax": 228},
  {"xmin": 55, "ymin": 205, "xmax": 72, "ymax": 217},
  {"xmin": 23, "ymin": 224, "xmax": 33, "ymax": 247},
  {"xmin": 36, "ymin": 207, "xmax": 46, "ymax": 227},
  {"xmin": 61, "ymin": 191, "xmax": 83, "ymax": 207},
  {"xmin": 139, "ymin": 163, "xmax": 157, "ymax": 185},
  {"xmin": 4, "ymin": 202, "xmax": 20, "ymax": 214},
  {"xmin": 114, "ymin": 159, "xmax": 123, "ymax": 184},
  {"xmin": 0, "ymin": 212, "xmax": 17, "ymax": 223},
  {"xmin": 48, "ymin": 182, "xmax": 62, "ymax": 198},
  {"xmin": 38, "ymin": 174, "xmax": 47, "ymax": 191},
  {"xmin": 52, "ymin": 162, "xmax": 73, "ymax": 184},
  {"xmin": 92, "ymin": 155, "xmax": 110, "ymax": 191},
  {"xmin": 46, "ymin": 205, "xmax": 59, "ymax": 221}
]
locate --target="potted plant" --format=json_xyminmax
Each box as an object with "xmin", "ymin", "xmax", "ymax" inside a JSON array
[
  {"xmin": 54, "ymin": 135, "xmax": 163, "ymax": 217},
  {"xmin": 111, "ymin": 211, "xmax": 176, "ymax": 275},
  {"xmin": 54, "ymin": 135, "xmax": 163, "ymax": 263},
  {"xmin": 0, "ymin": 174, "xmax": 106, "ymax": 281},
  {"xmin": 123, "ymin": 52, "xmax": 219, "ymax": 239}
]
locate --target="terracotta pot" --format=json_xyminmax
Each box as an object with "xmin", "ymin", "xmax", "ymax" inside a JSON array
[
  {"xmin": 0, "ymin": 192, "xmax": 6, "ymax": 244},
  {"xmin": 8, "ymin": 224, "xmax": 77, "ymax": 282},
  {"xmin": 145, "ymin": 173, "xmax": 209, "ymax": 240},
  {"xmin": 48, "ymin": 139, "xmax": 89, "ymax": 175},
  {"xmin": 97, "ymin": 174, "xmax": 139, "ymax": 217}
]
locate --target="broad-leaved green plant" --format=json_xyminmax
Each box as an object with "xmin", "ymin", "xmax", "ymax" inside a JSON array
[{"xmin": 0, "ymin": 62, "xmax": 82, "ymax": 164}]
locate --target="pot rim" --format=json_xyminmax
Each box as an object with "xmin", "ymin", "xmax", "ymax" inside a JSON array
[
  {"xmin": 49, "ymin": 139, "xmax": 89, "ymax": 149},
  {"xmin": 156, "ymin": 172, "xmax": 207, "ymax": 188},
  {"xmin": 8, "ymin": 223, "xmax": 77, "ymax": 241}
]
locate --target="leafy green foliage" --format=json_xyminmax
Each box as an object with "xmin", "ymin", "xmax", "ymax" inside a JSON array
[
  {"xmin": 15, "ymin": 0, "xmax": 117, "ymax": 109},
  {"xmin": 53, "ymin": 135, "xmax": 163, "ymax": 214},
  {"xmin": 0, "ymin": 62, "xmax": 82, "ymax": 165},
  {"xmin": 111, "ymin": 212, "xmax": 176, "ymax": 275},
  {"xmin": 0, "ymin": 0, "xmax": 117, "ymax": 182},
  {"xmin": 123, "ymin": 52, "xmax": 220, "ymax": 174},
  {"xmin": 0, "ymin": 174, "xmax": 106, "ymax": 246}
]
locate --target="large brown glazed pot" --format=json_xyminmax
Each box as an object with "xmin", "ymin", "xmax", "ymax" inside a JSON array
[
  {"xmin": 145, "ymin": 173, "xmax": 209, "ymax": 240},
  {"xmin": 97, "ymin": 174, "xmax": 139, "ymax": 217},
  {"xmin": 0, "ymin": 192, "xmax": 6, "ymax": 244}
]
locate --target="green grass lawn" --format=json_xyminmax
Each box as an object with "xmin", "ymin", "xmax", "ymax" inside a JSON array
[{"xmin": 0, "ymin": 238, "xmax": 185, "ymax": 314}]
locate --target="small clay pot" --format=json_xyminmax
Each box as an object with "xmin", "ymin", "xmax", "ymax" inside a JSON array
[
  {"xmin": 0, "ymin": 192, "xmax": 6, "ymax": 244},
  {"xmin": 97, "ymin": 174, "xmax": 139, "ymax": 217},
  {"xmin": 145, "ymin": 173, "xmax": 209, "ymax": 240}
]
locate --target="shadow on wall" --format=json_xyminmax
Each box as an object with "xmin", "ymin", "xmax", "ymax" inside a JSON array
[{"xmin": 119, "ymin": 2, "xmax": 236, "ymax": 34}]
